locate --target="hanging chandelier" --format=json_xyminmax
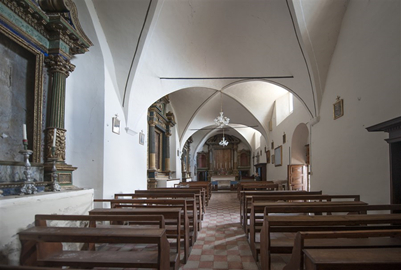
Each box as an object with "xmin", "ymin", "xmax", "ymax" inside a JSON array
[
  {"xmin": 214, "ymin": 91, "xmax": 230, "ymax": 128},
  {"xmin": 219, "ymin": 128, "xmax": 229, "ymax": 147}
]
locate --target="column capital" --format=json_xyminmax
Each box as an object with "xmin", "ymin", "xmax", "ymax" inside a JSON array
[{"xmin": 45, "ymin": 55, "xmax": 75, "ymax": 76}]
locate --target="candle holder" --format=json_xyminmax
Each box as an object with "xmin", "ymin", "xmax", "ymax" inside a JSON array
[
  {"xmin": 48, "ymin": 147, "xmax": 61, "ymax": 191},
  {"xmin": 19, "ymin": 148, "xmax": 37, "ymax": 195}
]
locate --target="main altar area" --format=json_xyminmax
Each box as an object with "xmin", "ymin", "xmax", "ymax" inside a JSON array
[{"xmin": 196, "ymin": 133, "xmax": 252, "ymax": 189}]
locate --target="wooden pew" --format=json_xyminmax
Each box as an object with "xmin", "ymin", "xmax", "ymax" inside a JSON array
[
  {"xmin": 284, "ymin": 229, "xmax": 401, "ymax": 270},
  {"xmin": 246, "ymin": 194, "xmax": 362, "ymax": 238},
  {"xmin": 135, "ymin": 189, "xmax": 205, "ymax": 226},
  {"xmin": 149, "ymin": 187, "xmax": 207, "ymax": 218},
  {"xmin": 303, "ymin": 248, "xmax": 401, "ymax": 270},
  {"xmin": 113, "ymin": 193, "xmax": 198, "ymax": 243},
  {"xmin": 0, "ymin": 266, "xmax": 89, "ymax": 270},
  {"xmin": 239, "ymin": 190, "xmax": 323, "ymax": 230},
  {"xmin": 237, "ymin": 181, "xmax": 276, "ymax": 199},
  {"xmin": 89, "ymin": 208, "xmax": 181, "ymax": 269},
  {"xmin": 249, "ymin": 200, "xmax": 367, "ymax": 262},
  {"xmin": 247, "ymin": 193, "xmax": 361, "ymax": 232},
  {"xmin": 19, "ymin": 215, "xmax": 170, "ymax": 270},
  {"xmin": 94, "ymin": 198, "xmax": 191, "ymax": 263},
  {"xmin": 259, "ymin": 213, "xmax": 401, "ymax": 270},
  {"xmin": 176, "ymin": 181, "xmax": 212, "ymax": 204}
]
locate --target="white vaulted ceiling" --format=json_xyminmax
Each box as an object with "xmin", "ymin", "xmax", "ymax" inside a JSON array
[{"xmin": 89, "ymin": 0, "xmax": 348, "ymax": 145}]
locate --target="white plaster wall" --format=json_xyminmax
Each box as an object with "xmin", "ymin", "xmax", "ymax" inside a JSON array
[
  {"xmin": 68, "ymin": 1, "xmax": 148, "ymax": 199},
  {"xmin": 102, "ymin": 72, "xmax": 148, "ymax": 198},
  {"xmin": 310, "ymin": 0, "xmax": 400, "ymax": 204},
  {"xmin": 0, "ymin": 189, "xmax": 93, "ymax": 265},
  {"xmin": 66, "ymin": 1, "xmax": 105, "ymax": 199},
  {"xmin": 266, "ymin": 97, "xmax": 312, "ymax": 181},
  {"xmin": 173, "ymin": 121, "xmax": 183, "ymax": 181}
]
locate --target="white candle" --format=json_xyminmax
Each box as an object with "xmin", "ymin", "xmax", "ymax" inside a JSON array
[
  {"xmin": 23, "ymin": 124, "xmax": 27, "ymax": 140},
  {"xmin": 53, "ymin": 128, "xmax": 57, "ymax": 147}
]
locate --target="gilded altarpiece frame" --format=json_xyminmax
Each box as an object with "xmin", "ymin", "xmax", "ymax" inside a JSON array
[
  {"xmin": 0, "ymin": 0, "xmax": 93, "ymax": 192},
  {"xmin": 0, "ymin": 24, "xmax": 45, "ymax": 164}
]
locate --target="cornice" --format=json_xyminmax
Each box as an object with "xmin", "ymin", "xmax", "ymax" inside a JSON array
[
  {"xmin": 366, "ymin": 116, "xmax": 401, "ymax": 133},
  {"xmin": 0, "ymin": 0, "xmax": 92, "ymax": 56}
]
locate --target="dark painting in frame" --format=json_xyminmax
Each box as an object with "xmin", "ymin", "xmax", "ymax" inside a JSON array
[{"xmin": 274, "ymin": 145, "xmax": 282, "ymax": 167}]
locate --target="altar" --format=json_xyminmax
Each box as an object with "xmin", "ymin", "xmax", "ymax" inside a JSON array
[{"xmin": 211, "ymin": 175, "xmax": 236, "ymax": 190}]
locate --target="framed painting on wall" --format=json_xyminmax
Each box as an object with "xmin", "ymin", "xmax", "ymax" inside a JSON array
[
  {"xmin": 333, "ymin": 96, "xmax": 344, "ymax": 120},
  {"xmin": 139, "ymin": 131, "xmax": 145, "ymax": 145},
  {"xmin": 112, "ymin": 116, "xmax": 120, "ymax": 134},
  {"xmin": 274, "ymin": 145, "xmax": 282, "ymax": 167}
]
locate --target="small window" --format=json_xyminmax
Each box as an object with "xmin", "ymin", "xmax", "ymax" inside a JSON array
[{"xmin": 276, "ymin": 92, "xmax": 294, "ymax": 125}]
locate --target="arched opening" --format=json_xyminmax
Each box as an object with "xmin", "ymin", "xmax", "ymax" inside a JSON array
[
  {"xmin": 291, "ymin": 123, "xmax": 309, "ymax": 164},
  {"xmin": 287, "ymin": 123, "xmax": 309, "ymax": 191}
]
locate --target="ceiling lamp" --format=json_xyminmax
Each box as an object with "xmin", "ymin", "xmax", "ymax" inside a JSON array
[
  {"xmin": 219, "ymin": 128, "xmax": 229, "ymax": 147},
  {"xmin": 214, "ymin": 91, "xmax": 230, "ymax": 128}
]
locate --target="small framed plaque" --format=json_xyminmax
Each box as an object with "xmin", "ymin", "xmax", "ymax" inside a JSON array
[
  {"xmin": 112, "ymin": 115, "xmax": 120, "ymax": 134},
  {"xmin": 139, "ymin": 130, "xmax": 145, "ymax": 145},
  {"xmin": 333, "ymin": 97, "xmax": 344, "ymax": 120}
]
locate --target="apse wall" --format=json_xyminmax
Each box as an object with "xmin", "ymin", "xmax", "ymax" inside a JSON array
[{"xmin": 310, "ymin": 0, "xmax": 399, "ymax": 204}]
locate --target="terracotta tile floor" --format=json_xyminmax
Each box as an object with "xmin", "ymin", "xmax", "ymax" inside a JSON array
[
  {"xmin": 178, "ymin": 191, "xmax": 289, "ymax": 270},
  {"xmin": 179, "ymin": 191, "xmax": 258, "ymax": 270}
]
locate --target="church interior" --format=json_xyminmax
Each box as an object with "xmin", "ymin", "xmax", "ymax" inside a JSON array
[{"xmin": 0, "ymin": 0, "xmax": 400, "ymax": 268}]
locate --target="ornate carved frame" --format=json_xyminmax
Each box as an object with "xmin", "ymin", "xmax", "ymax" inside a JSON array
[
  {"xmin": 0, "ymin": 24, "xmax": 44, "ymax": 163},
  {"xmin": 0, "ymin": 0, "xmax": 92, "ymax": 190}
]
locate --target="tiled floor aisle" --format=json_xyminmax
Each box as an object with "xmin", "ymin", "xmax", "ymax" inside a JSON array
[{"xmin": 180, "ymin": 191, "xmax": 258, "ymax": 270}]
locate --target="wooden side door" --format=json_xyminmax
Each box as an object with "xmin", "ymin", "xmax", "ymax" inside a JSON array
[{"xmin": 287, "ymin": 164, "xmax": 308, "ymax": 191}]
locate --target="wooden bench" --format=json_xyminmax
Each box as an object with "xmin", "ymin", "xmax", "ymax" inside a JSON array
[
  {"xmin": 148, "ymin": 187, "xmax": 207, "ymax": 219},
  {"xmin": 89, "ymin": 208, "xmax": 181, "ymax": 269},
  {"xmin": 94, "ymin": 198, "xmax": 191, "ymax": 263},
  {"xmin": 259, "ymin": 213, "xmax": 401, "ymax": 270},
  {"xmin": 112, "ymin": 193, "xmax": 198, "ymax": 243},
  {"xmin": 176, "ymin": 181, "xmax": 212, "ymax": 204},
  {"xmin": 246, "ymin": 194, "xmax": 362, "ymax": 238},
  {"xmin": 0, "ymin": 266, "xmax": 89, "ymax": 270},
  {"xmin": 247, "ymin": 193, "xmax": 361, "ymax": 231},
  {"xmin": 135, "ymin": 189, "xmax": 205, "ymax": 226},
  {"xmin": 19, "ymin": 215, "xmax": 170, "ymax": 270},
  {"xmin": 284, "ymin": 229, "xmax": 401, "ymax": 270},
  {"xmin": 237, "ymin": 181, "xmax": 276, "ymax": 199},
  {"xmin": 239, "ymin": 190, "xmax": 323, "ymax": 230},
  {"xmin": 249, "ymin": 200, "xmax": 367, "ymax": 262},
  {"xmin": 303, "ymin": 247, "xmax": 401, "ymax": 270}
]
